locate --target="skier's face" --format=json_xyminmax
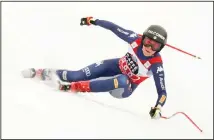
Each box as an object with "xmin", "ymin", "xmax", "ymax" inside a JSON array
[
  {"xmin": 142, "ymin": 37, "xmax": 162, "ymax": 56},
  {"xmin": 142, "ymin": 45, "xmax": 156, "ymax": 56}
]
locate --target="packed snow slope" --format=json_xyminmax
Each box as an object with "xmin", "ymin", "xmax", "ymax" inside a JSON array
[{"xmin": 2, "ymin": 2, "xmax": 213, "ymax": 139}]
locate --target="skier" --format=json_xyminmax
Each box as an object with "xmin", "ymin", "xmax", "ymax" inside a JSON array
[{"xmin": 22, "ymin": 17, "xmax": 168, "ymax": 119}]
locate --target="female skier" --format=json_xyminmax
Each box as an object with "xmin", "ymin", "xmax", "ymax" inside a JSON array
[{"xmin": 22, "ymin": 17, "xmax": 168, "ymax": 119}]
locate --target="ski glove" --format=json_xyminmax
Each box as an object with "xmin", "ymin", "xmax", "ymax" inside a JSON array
[
  {"xmin": 80, "ymin": 17, "xmax": 96, "ymax": 26},
  {"xmin": 149, "ymin": 107, "xmax": 162, "ymax": 119}
]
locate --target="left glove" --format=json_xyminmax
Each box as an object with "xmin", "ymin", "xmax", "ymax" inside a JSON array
[
  {"xmin": 149, "ymin": 107, "xmax": 162, "ymax": 119},
  {"xmin": 80, "ymin": 17, "xmax": 96, "ymax": 26}
]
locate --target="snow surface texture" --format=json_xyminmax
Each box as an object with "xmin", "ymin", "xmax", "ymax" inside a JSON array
[{"xmin": 2, "ymin": 2, "xmax": 213, "ymax": 139}]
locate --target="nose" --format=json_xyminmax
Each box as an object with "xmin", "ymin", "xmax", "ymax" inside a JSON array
[{"xmin": 145, "ymin": 46, "xmax": 152, "ymax": 50}]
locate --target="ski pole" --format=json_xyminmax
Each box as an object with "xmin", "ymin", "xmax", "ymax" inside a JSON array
[
  {"xmin": 161, "ymin": 112, "xmax": 203, "ymax": 133},
  {"xmin": 166, "ymin": 44, "xmax": 201, "ymax": 60}
]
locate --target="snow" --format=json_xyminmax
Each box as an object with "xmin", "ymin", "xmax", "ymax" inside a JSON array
[{"xmin": 2, "ymin": 2, "xmax": 213, "ymax": 139}]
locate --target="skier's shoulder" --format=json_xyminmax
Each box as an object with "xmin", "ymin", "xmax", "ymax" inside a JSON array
[
  {"xmin": 149, "ymin": 53, "xmax": 163, "ymax": 65},
  {"xmin": 148, "ymin": 53, "xmax": 164, "ymax": 73}
]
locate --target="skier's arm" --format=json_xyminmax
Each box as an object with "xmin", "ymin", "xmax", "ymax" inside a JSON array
[
  {"xmin": 94, "ymin": 19, "xmax": 140, "ymax": 43},
  {"xmin": 80, "ymin": 17, "xmax": 139, "ymax": 44},
  {"xmin": 150, "ymin": 63, "xmax": 167, "ymax": 108}
]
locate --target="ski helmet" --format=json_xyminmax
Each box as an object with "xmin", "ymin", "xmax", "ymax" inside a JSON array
[{"xmin": 142, "ymin": 25, "xmax": 167, "ymax": 52}]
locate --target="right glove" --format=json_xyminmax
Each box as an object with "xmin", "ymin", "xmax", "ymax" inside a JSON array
[
  {"xmin": 80, "ymin": 17, "xmax": 96, "ymax": 26},
  {"xmin": 149, "ymin": 107, "xmax": 162, "ymax": 119}
]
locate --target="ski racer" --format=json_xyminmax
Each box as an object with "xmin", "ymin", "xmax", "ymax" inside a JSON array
[{"xmin": 22, "ymin": 17, "xmax": 168, "ymax": 120}]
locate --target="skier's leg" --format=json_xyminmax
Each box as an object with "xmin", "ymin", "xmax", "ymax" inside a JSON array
[
  {"xmin": 56, "ymin": 58, "xmax": 122, "ymax": 82},
  {"xmin": 109, "ymin": 82, "xmax": 138, "ymax": 98},
  {"xmin": 21, "ymin": 58, "xmax": 122, "ymax": 82},
  {"xmin": 60, "ymin": 74, "xmax": 138, "ymax": 98}
]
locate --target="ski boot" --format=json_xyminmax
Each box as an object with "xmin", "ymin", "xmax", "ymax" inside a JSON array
[
  {"xmin": 21, "ymin": 68, "xmax": 56, "ymax": 81},
  {"xmin": 59, "ymin": 81, "xmax": 91, "ymax": 93}
]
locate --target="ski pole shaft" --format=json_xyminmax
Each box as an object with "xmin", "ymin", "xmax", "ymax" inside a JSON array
[
  {"xmin": 166, "ymin": 44, "xmax": 201, "ymax": 59},
  {"xmin": 161, "ymin": 112, "xmax": 203, "ymax": 133}
]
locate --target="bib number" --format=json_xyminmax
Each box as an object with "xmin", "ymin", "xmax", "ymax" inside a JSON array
[{"xmin": 125, "ymin": 53, "xmax": 139, "ymax": 74}]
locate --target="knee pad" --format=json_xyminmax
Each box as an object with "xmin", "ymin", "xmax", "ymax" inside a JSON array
[
  {"xmin": 109, "ymin": 87, "xmax": 132, "ymax": 99},
  {"xmin": 116, "ymin": 74, "xmax": 130, "ymax": 88},
  {"xmin": 110, "ymin": 75, "xmax": 132, "ymax": 99}
]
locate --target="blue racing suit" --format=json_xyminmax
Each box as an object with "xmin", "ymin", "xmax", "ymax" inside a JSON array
[{"xmin": 57, "ymin": 19, "xmax": 167, "ymax": 108}]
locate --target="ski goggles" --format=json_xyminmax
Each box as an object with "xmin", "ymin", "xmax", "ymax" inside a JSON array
[{"xmin": 142, "ymin": 37, "xmax": 162, "ymax": 51}]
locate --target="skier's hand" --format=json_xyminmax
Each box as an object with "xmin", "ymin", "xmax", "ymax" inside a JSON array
[
  {"xmin": 80, "ymin": 17, "xmax": 96, "ymax": 26},
  {"xmin": 149, "ymin": 107, "xmax": 162, "ymax": 119}
]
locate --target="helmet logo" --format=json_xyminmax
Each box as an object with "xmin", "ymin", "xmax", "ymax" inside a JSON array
[{"xmin": 148, "ymin": 30, "xmax": 165, "ymax": 41}]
